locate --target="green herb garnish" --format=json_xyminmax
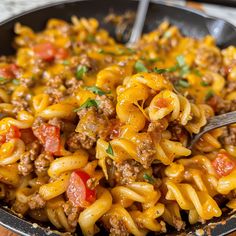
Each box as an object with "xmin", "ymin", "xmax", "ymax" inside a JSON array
[
  {"xmin": 134, "ymin": 60, "xmax": 148, "ymax": 72},
  {"xmin": 163, "ymin": 31, "xmax": 172, "ymax": 38},
  {"xmin": 192, "ymin": 69, "xmax": 202, "ymax": 77},
  {"xmin": 201, "ymin": 81, "xmax": 209, "ymax": 87},
  {"xmin": 106, "ymin": 142, "xmax": 114, "ymax": 156},
  {"xmin": 74, "ymin": 98, "xmax": 99, "ymax": 112},
  {"xmin": 62, "ymin": 60, "xmax": 70, "ymax": 65},
  {"xmin": 85, "ymin": 86, "xmax": 109, "ymax": 96},
  {"xmin": 12, "ymin": 79, "xmax": 20, "ymax": 85},
  {"xmin": 176, "ymin": 55, "xmax": 190, "ymax": 77},
  {"xmin": 153, "ymin": 66, "xmax": 177, "ymax": 74},
  {"xmin": 143, "ymin": 173, "xmax": 155, "ymax": 184},
  {"xmin": 86, "ymin": 34, "xmax": 96, "ymax": 43},
  {"xmin": 0, "ymin": 77, "xmax": 8, "ymax": 84},
  {"xmin": 176, "ymin": 79, "xmax": 190, "ymax": 88},
  {"xmin": 148, "ymin": 57, "xmax": 161, "ymax": 64},
  {"xmin": 205, "ymin": 90, "xmax": 215, "ymax": 101},
  {"xmin": 98, "ymin": 47, "xmax": 136, "ymax": 56},
  {"xmin": 76, "ymin": 65, "xmax": 88, "ymax": 80}
]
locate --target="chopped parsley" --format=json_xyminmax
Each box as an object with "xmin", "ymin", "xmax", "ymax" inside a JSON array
[
  {"xmin": 148, "ymin": 57, "xmax": 161, "ymax": 64},
  {"xmin": 0, "ymin": 77, "xmax": 8, "ymax": 84},
  {"xmin": 176, "ymin": 55, "xmax": 190, "ymax": 77},
  {"xmin": 192, "ymin": 69, "xmax": 202, "ymax": 77},
  {"xmin": 106, "ymin": 142, "xmax": 114, "ymax": 156},
  {"xmin": 86, "ymin": 34, "xmax": 96, "ymax": 43},
  {"xmin": 85, "ymin": 86, "xmax": 109, "ymax": 96},
  {"xmin": 62, "ymin": 60, "xmax": 70, "ymax": 65},
  {"xmin": 76, "ymin": 65, "xmax": 88, "ymax": 80},
  {"xmin": 12, "ymin": 79, "xmax": 20, "ymax": 85},
  {"xmin": 134, "ymin": 60, "xmax": 148, "ymax": 72},
  {"xmin": 74, "ymin": 98, "xmax": 99, "ymax": 112},
  {"xmin": 176, "ymin": 79, "xmax": 190, "ymax": 88},
  {"xmin": 153, "ymin": 66, "xmax": 177, "ymax": 74},
  {"xmin": 201, "ymin": 81, "xmax": 209, "ymax": 87},
  {"xmin": 205, "ymin": 90, "xmax": 215, "ymax": 101},
  {"xmin": 143, "ymin": 173, "xmax": 155, "ymax": 184},
  {"xmin": 163, "ymin": 31, "xmax": 172, "ymax": 38}
]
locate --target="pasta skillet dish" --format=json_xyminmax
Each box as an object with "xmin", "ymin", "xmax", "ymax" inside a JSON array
[{"xmin": 0, "ymin": 17, "xmax": 236, "ymax": 235}]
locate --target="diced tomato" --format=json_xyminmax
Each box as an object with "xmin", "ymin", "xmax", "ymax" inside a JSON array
[
  {"xmin": 206, "ymin": 95, "xmax": 218, "ymax": 112},
  {"xmin": 33, "ymin": 42, "xmax": 56, "ymax": 61},
  {"xmin": 6, "ymin": 125, "xmax": 21, "ymax": 140},
  {"xmin": 20, "ymin": 128, "xmax": 36, "ymax": 144},
  {"xmin": 155, "ymin": 98, "xmax": 169, "ymax": 108},
  {"xmin": 33, "ymin": 123, "xmax": 60, "ymax": 154},
  {"xmin": 0, "ymin": 64, "xmax": 19, "ymax": 79},
  {"xmin": 212, "ymin": 150, "xmax": 236, "ymax": 177},
  {"xmin": 109, "ymin": 119, "xmax": 122, "ymax": 139},
  {"xmin": 0, "ymin": 135, "xmax": 6, "ymax": 145},
  {"xmin": 67, "ymin": 170, "xmax": 96, "ymax": 208},
  {"xmin": 55, "ymin": 48, "xmax": 69, "ymax": 60}
]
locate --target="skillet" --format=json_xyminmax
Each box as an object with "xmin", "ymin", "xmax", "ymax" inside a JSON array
[{"xmin": 1, "ymin": 0, "xmax": 236, "ymax": 235}]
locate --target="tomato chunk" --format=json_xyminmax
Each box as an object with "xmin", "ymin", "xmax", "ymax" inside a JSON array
[
  {"xmin": 212, "ymin": 150, "xmax": 236, "ymax": 177},
  {"xmin": 0, "ymin": 64, "xmax": 19, "ymax": 79},
  {"xmin": 33, "ymin": 123, "xmax": 60, "ymax": 154},
  {"xmin": 155, "ymin": 98, "xmax": 170, "ymax": 108},
  {"xmin": 20, "ymin": 128, "xmax": 36, "ymax": 144},
  {"xmin": 55, "ymin": 48, "xmax": 69, "ymax": 60},
  {"xmin": 67, "ymin": 170, "xmax": 96, "ymax": 208},
  {"xmin": 33, "ymin": 42, "xmax": 56, "ymax": 61}
]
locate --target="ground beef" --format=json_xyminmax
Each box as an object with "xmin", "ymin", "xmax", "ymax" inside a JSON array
[
  {"xmin": 12, "ymin": 93, "xmax": 31, "ymax": 113},
  {"xmin": 207, "ymin": 95, "xmax": 236, "ymax": 114},
  {"xmin": 96, "ymin": 95, "xmax": 116, "ymax": 118},
  {"xmin": 113, "ymin": 159, "xmax": 144, "ymax": 185},
  {"xmin": 226, "ymin": 81, "xmax": 236, "ymax": 93},
  {"xmin": 18, "ymin": 140, "xmax": 41, "ymax": 176},
  {"xmin": 76, "ymin": 107, "xmax": 110, "ymax": 141},
  {"xmin": 173, "ymin": 216, "xmax": 185, "ymax": 231},
  {"xmin": 48, "ymin": 117, "xmax": 64, "ymax": 130},
  {"xmin": 12, "ymin": 200, "xmax": 28, "ymax": 215},
  {"xmin": 45, "ymin": 87, "xmax": 66, "ymax": 104},
  {"xmin": 32, "ymin": 116, "xmax": 45, "ymax": 136},
  {"xmin": 28, "ymin": 192, "xmax": 46, "ymax": 210},
  {"xmin": 65, "ymin": 77, "xmax": 83, "ymax": 95},
  {"xmin": 34, "ymin": 152, "xmax": 54, "ymax": 176},
  {"xmin": 19, "ymin": 76, "xmax": 35, "ymax": 87},
  {"xmin": 109, "ymin": 215, "xmax": 129, "ymax": 236},
  {"xmin": 67, "ymin": 131, "xmax": 94, "ymax": 150},
  {"xmin": 195, "ymin": 46, "xmax": 222, "ymax": 72},
  {"xmin": 136, "ymin": 133, "xmax": 156, "ymax": 168},
  {"xmin": 63, "ymin": 201, "xmax": 80, "ymax": 229},
  {"xmin": 221, "ymin": 126, "xmax": 236, "ymax": 146},
  {"xmin": 46, "ymin": 75, "xmax": 63, "ymax": 88}
]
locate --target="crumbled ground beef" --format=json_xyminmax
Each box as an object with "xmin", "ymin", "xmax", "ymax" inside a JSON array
[
  {"xmin": 45, "ymin": 87, "xmax": 66, "ymax": 104},
  {"xmin": 32, "ymin": 116, "xmax": 45, "ymax": 136},
  {"xmin": 12, "ymin": 200, "xmax": 28, "ymax": 215},
  {"xmin": 28, "ymin": 192, "xmax": 46, "ymax": 210},
  {"xmin": 63, "ymin": 201, "xmax": 80, "ymax": 229},
  {"xmin": 34, "ymin": 152, "xmax": 54, "ymax": 176},
  {"xmin": 12, "ymin": 93, "xmax": 32, "ymax": 113},
  {"xmin": 207, "ymin": 95, "xmax": 236, "ymax": 114},
  {"xmin": 96, "ymin": 95, "xmax": 116, "ymax": 118},
  {"xmin": 221, "ymin": 126, "xmax": 236, "ymax": 146},
  {"xmin": 67, "ymin": 131, "xmax": 94, "ymax": 150},
  {"xmin": 48, "ymin": 117, "xmax": 64, "ymax": 130},
  {"xmin": 18, "ymin": 140, "xmax": 41, "ymax": 176},
  {"xmin": 195, "ymin": 46, "xmax": 222, "ymax": 72},
  {"xmin": 109, "ymin": 215, "xmax": 129, "ymax": 236},
  {"xmin": 65, "ymin": 77, "xmax": 83, "ymax": 95},
  {"xmin": 173, "ymin": 216, "xmax": 186, "ymax": 231},
  {"xmin": 226, "ymin": 81, "xmax": 236, "ymax": 93},
  {"xmin": 136, "ymin": 133, "xmax": 156, "ymax": 168},
  {"xmin": 114, "ymin": 159, "xmax": 144, "ymax": 185}
]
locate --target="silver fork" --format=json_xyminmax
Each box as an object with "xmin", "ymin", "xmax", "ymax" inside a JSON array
[
  {"xmin": 128, "ymin": 0, "xmax": 236, "ymax": 150},
  {"xmin": 188, "ymin": 111, "xmax": 236, "ymax": 149},
  {"xmin": 127, "ymin": 0, "xmax": 150, "ymax": 46}
]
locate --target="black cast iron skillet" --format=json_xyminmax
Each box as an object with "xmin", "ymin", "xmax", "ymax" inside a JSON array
[{"xmin": 1, "ymin": 0, "xmax": 236, "ymax": 235}]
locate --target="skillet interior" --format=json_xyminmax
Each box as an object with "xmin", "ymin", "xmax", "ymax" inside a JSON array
[{"xmin": 0, "ymin": 0, "xmax": 236, "ymax": 235}]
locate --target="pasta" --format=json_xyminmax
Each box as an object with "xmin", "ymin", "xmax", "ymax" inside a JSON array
[{"xmin": 0, "ymin": 16, "xmax": 236, "ymax": 236}]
